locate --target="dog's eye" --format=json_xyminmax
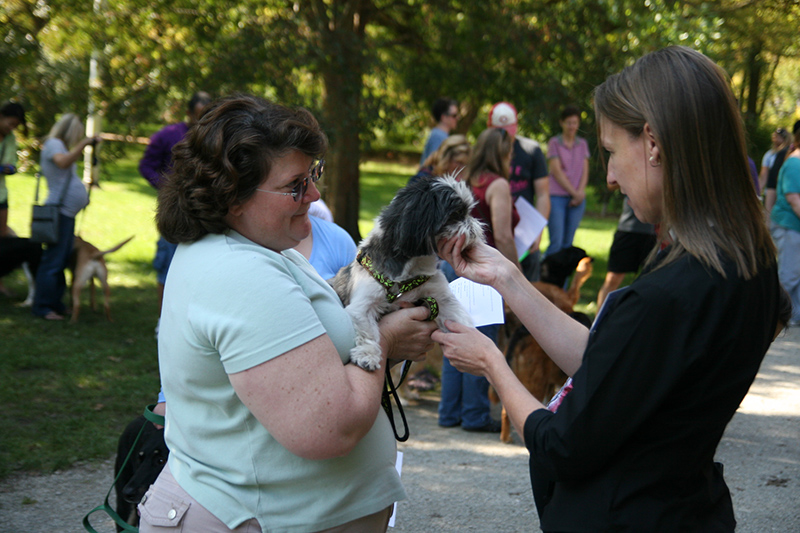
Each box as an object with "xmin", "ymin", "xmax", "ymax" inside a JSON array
[
  {"xmin": 138, "ymin": 451, "xmax": 145, "ymax": 459},
  {"xmin": 157, "ymin": 457, "xmax": 167, "ymax": 466}
]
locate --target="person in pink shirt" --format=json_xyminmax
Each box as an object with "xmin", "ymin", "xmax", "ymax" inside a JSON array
[{"xmin": 546, "ymin": 105, "xmax": 590, "ymax": 258}]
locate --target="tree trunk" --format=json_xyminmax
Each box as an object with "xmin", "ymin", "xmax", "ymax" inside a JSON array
[
  {"xmin": 744, "ymin": 42, "xmax": 763, "ymax": 131},
  {"xmin": 318, "ymin": 9, "xmax": 366, "ymax": 243}
]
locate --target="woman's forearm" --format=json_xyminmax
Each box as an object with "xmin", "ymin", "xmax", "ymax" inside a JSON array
[
  {"xmin": 494, "ymin": 263, "xmax": 589, "ymax": 376},
  {"xmin": 53, "ymin": 139, "xmax": 90, "ymax": 169},
  {"xmin": 485, "ymin": 354, "xmax": 545, "ymax": 446}
]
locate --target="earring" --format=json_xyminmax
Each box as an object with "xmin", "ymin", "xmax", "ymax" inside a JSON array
[{"xmin": 649, "ymin": 156, "xmax": 661, "ymax": 167}]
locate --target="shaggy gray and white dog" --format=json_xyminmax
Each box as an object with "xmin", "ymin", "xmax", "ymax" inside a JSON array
[{"xmin": 329, "ymin": 175, "xmax": 485, "ymax": 371}]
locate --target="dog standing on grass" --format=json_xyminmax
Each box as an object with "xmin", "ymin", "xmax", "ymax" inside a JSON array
[
  {"xmin": 68, "ymin": 235, "xmax": 133, "ymax": 323},
  {"xmin": 329, "ymin": 175, "xmax": 485, "ymax": 371}
]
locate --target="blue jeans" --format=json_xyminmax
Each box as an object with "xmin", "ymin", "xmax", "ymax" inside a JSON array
[
  {"xmin": 437, "ymin": 260, "xmax": 500, "ymax": 428},
  {"xmin": 32, "ymin": 214, "xmax": 75, "ymax": 317},
  {"xmin": 772, "ymin": 224, "xmax": 800, "ymax": 324},
  {"xmin": 546, "ymin": 195, "xmax": 586, "ymax": 257},
  {"xmin": 438, "ymin": 324, "xmax": 500, "ymax": 428},
  {"xmin": 153, "ymin": 235, "xmax": 178, "ymax": 285}
]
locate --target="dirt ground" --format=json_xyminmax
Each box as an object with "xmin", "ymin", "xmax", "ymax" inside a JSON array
[{"xmin": 1, "ymin": 328, "xmax": 798, "ymax": 533}]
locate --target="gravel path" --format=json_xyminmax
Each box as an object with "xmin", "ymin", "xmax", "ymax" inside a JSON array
[{"xmin": 1, "ymin": 328, "xmax": 798, "ymax": 532}]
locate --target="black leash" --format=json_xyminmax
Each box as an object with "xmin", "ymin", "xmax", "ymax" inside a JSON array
[
  {"xmin": 83, "ymin": 404, "xmax": 165, "ymax": 533},
  {"xmin": 381, "ymin": 297, "xmax": 439, "ymax": 442},
  {"xmin": 382, "ymin": 360, "xmax": 413, "ymax": 441}
]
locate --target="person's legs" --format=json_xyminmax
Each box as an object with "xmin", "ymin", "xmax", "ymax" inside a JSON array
[
  {"xmin": 153, "ymin": 236, "xmax": 178, "ymax": 314},
  {"xmin": 32, "ymin": 214, "xmax": 75, "ymax": 317},
  {"xmin": 546, "ymin": 196, "xmax": 569, "ymax": 256},
  {"xmin": 438, "ymin": 355, "xmax": 463, "ymax": 427},
  {"xmin": 774, "ymin": 226, "xmax": 800, "ymax": 324},
  {"xmin": 562, "ymin": 199, "xmax": 586, "ymax": 250},
  {"xmin": 460, "ymin": 323, "xmax": 499, "ymax": 430},
  {"xmin": 438, "ymin": 258, "xmax": 465, "ymax": 426}
]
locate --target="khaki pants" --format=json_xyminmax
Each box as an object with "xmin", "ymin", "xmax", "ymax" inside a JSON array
[{"xmin": 138, "ymin": 464, "xmax": 391, "ymax": 533}]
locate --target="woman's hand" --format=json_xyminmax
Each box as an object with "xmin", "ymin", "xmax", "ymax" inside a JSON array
[
  {"xmin": 435, "ymin": 319, "xmax": 547, "ymax": 444},
  {"xmin": 570, "ymin": 189, "xmax": 586, "ymax": 207},
  {"xmin": 437, "ymin": 234, "xmax": 511, "ymax": 287},
  {"xmin": 379, "ymin": 305, "xmax": 437, "ymax": 362},
  {"xmin": 431, "ymin": 320, "xmax": 504, "ymax": 378},
  {"xmin": 152, "ymin": 401, "xmax": 166, "ymax": 430}
]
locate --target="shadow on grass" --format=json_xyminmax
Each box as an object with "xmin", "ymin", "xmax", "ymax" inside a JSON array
[{"xmin": 0, "ymin": 279, "xmax": 162, "ymax": 478}]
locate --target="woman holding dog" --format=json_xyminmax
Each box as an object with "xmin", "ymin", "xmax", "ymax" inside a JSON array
[
  {"xmin": 434, "ymin": 47, "xmax": 782, "ymax": 531},
  {"xmin": 142, "ymin": 94, "xmax": 436, "ymax": 532},
  {"xmin": 32, "ymin": 113, "xmax": 97, "ymax": 320}
]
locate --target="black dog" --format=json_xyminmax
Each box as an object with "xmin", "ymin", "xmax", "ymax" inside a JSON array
[
  {"xmin": 114, "ymin": 415, "xmax": 168, "ymax": 531},
  {"xmin": 0, "ymin": 236, "xmax": 42, "ymax": 305},
  {"xmin": 539, "ymin": 246, "xmax": 588, "ymax": 288}
]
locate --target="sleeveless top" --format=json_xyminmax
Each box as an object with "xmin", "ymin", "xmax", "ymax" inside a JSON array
[{"xmin": 469, "ymin": 171, "xmax": 520, "ymax": 248}]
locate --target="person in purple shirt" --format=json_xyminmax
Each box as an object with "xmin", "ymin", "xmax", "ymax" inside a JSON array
[{"xmin": 139, "ymin": 91, "xmax": 212, "ymax": 327}]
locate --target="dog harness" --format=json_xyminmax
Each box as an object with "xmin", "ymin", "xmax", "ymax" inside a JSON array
[{"xmin": 357, "ymin": 251, "xmax": 432, "ymax": 305}]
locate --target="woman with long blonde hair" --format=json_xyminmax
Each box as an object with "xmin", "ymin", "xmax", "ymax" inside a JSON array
[{"xmin": 32, "ymin": 113, "xmax": 97, "ymax": 320}]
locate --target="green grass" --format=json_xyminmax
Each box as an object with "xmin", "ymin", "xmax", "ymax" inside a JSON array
[{"xmin": 0, "ymin": 154, "xmax": 621, "ymax": 479}]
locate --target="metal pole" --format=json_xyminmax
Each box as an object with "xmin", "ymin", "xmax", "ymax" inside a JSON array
[{"xmin": 83, "ymin": 0, "xmax": 104, "ymax": 186}]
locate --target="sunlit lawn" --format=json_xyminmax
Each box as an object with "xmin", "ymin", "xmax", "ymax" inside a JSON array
[{"xmin": 0, "ymin": 151, "xmax": 620, "ymax": 478}]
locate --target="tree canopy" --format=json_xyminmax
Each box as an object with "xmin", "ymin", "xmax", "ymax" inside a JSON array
[{"xmin": 3, "ymin": 0, "xmax": 800, "ymax": 238}]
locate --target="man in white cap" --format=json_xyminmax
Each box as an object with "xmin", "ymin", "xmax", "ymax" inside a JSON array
[{"xmin": 488, "ymin": 101, "xmax": 550, "ymax": 281}]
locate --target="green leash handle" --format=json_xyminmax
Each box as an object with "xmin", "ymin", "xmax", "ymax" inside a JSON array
[
  {"xmin": 83, "ymin": 405, "xmax": 164, "ymax": 532},
  {"xmin": 143, "ymin": 403, "xmax": 166, "ymax": 427}
]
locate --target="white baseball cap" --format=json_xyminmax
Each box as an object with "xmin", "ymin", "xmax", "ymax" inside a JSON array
[{"xmin": 488, "ymin": 102, "xmax": 518, "ymax": 137}]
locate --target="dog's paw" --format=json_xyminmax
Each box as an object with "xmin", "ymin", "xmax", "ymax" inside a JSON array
[{"xmin": 349, "ymin": 343, "xmax": 383, "ymax": 371}]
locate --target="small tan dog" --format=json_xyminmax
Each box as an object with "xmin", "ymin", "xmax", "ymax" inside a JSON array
[{"xmin": 69, "ymin": 235, "xmax": 134, "ymax": 323}]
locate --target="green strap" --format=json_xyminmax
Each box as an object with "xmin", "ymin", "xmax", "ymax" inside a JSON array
[
  {"xmin": 143, "ymin": 403, "xmax": 166, "ymax": 427},
  {"xmin": 357, "ymin": 252, "xmax": 431, "ymax": 303},
  {"xmin": 83, "ymin": 405, "xmax": 164, "ymax": 533}
]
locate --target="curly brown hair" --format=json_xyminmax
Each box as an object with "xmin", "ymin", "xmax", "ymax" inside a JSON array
[{"xmin": 156, "ymin": 94, "xmax": 327, "ymax": 243}]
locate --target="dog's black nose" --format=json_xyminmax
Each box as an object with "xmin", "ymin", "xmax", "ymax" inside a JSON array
[{"xmin": 122, "ymin": 483, "xmax": 145, "ymax": 504}]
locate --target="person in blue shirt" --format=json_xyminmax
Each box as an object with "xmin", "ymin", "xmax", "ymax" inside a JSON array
[{"xmin": 420, "ymin": 98, "xmax": 458, "ymax": 166}]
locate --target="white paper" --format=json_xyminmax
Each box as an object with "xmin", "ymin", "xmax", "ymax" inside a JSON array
[
  {"xmin": 448, "ymin": 277, "xmax": 504, "ymax": 327},
  {"xmin": 388, "ymin": 451, "xmax": 403, "ymax": 527},
  {"xmin": 513, "ymin": 196, "xmax": 548, "ymax": 260}
]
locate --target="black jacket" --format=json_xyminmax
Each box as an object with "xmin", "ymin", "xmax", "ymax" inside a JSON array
[{"xmin": 525, "ymin": 249, "xmax": 779, "ymax": 532}]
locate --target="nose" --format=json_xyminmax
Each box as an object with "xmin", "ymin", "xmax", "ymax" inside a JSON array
[
  {"xmin": 303, "ymin": 177, "xmax": 321, "ymax": 203},
  {"xmin": 606, "ymin": 168, "xmax": 617, "ymax": 188}
]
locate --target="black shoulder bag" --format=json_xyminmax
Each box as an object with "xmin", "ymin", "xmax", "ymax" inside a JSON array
[{"xmin": 30, "ymin": 171, "xmax": 72, "ymax": 244}]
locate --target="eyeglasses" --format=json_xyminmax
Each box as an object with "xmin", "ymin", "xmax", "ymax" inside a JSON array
[{"xmin": 256, "ymin": 159, "xmax": 324, "ymax": 202}]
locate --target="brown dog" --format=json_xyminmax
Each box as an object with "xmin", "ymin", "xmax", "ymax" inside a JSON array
[
  {"xmin": 69, "ymin": 236, "xmax": 134, "ymax": 323},
  {"xmin": 495, "ymin": 256, "xmax": 593, "ymax": 443}
]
